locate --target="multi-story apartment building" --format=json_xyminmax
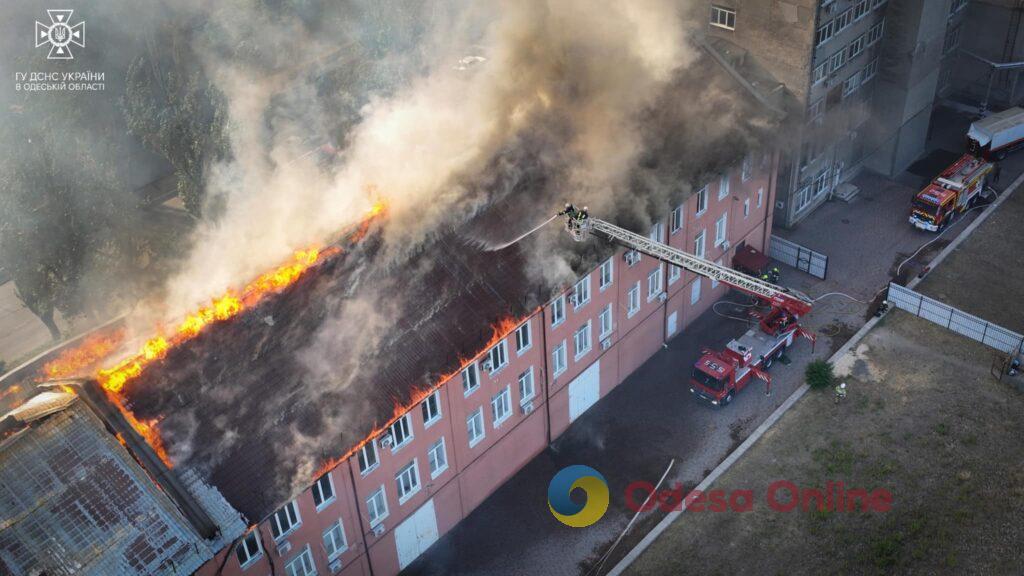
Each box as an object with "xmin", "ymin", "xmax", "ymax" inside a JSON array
[{"xmin": 702, "ymin": 1, "xmax": 972, "ymax": 228}]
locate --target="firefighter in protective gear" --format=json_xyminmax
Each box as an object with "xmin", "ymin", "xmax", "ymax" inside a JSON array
[
  {"xmin": 834, "ymin": 381, "xmax": 847, "ymax": 403},
  {"xmin": 769, "ymin": 267, "xmax": 781, "ymax": 283}
]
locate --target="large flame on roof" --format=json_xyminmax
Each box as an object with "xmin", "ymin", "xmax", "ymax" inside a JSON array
[{"xmin": 39, "ymin": 203, "xmax": 387, "ymax": 468}]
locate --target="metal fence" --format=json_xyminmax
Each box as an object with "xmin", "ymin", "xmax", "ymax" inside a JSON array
[
  {"xmin": 887, "ymin": 283, "xmax": 1024, "ymax": 355},
  {"xmin": 768, "ymin": 235, "xmax": 828, "ymax": 279}
]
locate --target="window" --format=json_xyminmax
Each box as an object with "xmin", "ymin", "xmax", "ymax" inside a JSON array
[
  {"xmin": 741, "ymin": 155, "xmax": 752, "ymax": 181},
  {"xmin": 627, "ymin": 282, "xmax": 641, "ymax": 317},
  {"xmin": 396, "ymin": 459, "xmax": 421, "ymax": 503},
  {"xmin": 848, "ymin": 34, "xmax": 865, "ymax": 60},
  {"xmin": 743, "ymin": 198, "xmax": 750, "ymax": 218},
  {"xmin": 854, "ymin": 0, "xmax": 869, "ymax": 20},
  {"xmin": 312, "ymin": 473, "xmax": 335, "ymax": 511},
  {"xmin": 670, "ymin": 206, "xmax": 683, "ymax": 233},
  {"xmin": 712, "ymin": 259, "xmax": 724, "ymax": 289},
  {"xmin": 487, "ymin": 339, "xmax": 508, "ymax": 373},
  {"xmin": 668, "ymin": 264, "xmax": 682, "ymax": 285},
  {"xmin": 647, "ymin": 267, "xmax": 663, "ymax": 301},
  {"xmin": 944, "ymin": 25, "xmax": 961, "ymax": 55},
  {"xmin": 235, "ymin": 531, "xmax": 263, "ymax": 568},
  {"xmin": 843, "ymin": 70, "xmax": 862, "ymax": 97},
  {"xmin": 695, "ymin": 185, "xmax": 708, "ymax": 215},
  {"xmin": 757, "ymin": 187, "xmax": 764, "ymax": 208},
  {"xmin": 718, "ymin": 174, "xmax": 730, "ymax": 200},
  {"xmin": 816, "ymin": 19, "xmax": 834, "ymax": 47},
  {"xmin": 323, "ymin": 520, "xmax": 348, "ymax": 561},
  {"xmin": 462, "ymin": 362, "xmax": 480, "ymax": 396},
  {"xmin": 551, "ymin": 295, "xmax": 566, "ymax": 326},
  {"xmin": 518, "ymin": 367, "xmax": 536, "ymax": 403},
  {"xmin": 690, "ymin": 278, "xmax": 702, "ymax": 305},
  {"xmin": 834, "ymin": 9, "xmax": 853, "ymax": 33},
  {"xmin": 366, "ymin": 486, "xmax": 388, "ymax": 526},
  {"xmin": 829, "ymin": 49, "xmax": 846, "ymax": 74},
  {"xmin": 467, "ymin": 407, "xmax": 486, "ymax": 447},
  {"xmin": 809, "ymin": 98, "xmax": 825, "ymax": 123},
  {"xmin": 428, "ymin": 437, "xmax": 448, "ymax": 479},
  {"xmin": 358, "ymin": 442, "xmax": 378, "ymax": 475},
  {"xmin": 863, "ymin": 57, "xmax": 879, "ymax": 81},
  {"xmin": 599, "ymin": 258, "xmax": 614, "ymax": 290},
  {"xmin": 795, "ymin": 186, "xmax": 812, "ymax": 211},
  {"xmin": 553, "ymin": 341, "xmax": 567, "ymax": 375},
  {"xmin": 867, "ymin": 20, "xmax": 884, "ymax": 46},
  {"xmin": 814, "ymin": 168, "xmax": 832, "ymax": 197},
  {"xmin": 649, "ymin": 222, "xmax": 663, "ymax": 243},
  {"xmin": 515, "ymin": 322, "xmax": 532, "ymax": 354},
  {"xmin": 715, "ymin": 213, "xmax": 728, "ymax": 246},
  {"xmin": 573, "ymin": 276, "xmax": 591, "ymax": 309},
  {"xmin": 285, "ymin": 546, "xmax": 316, "ymax": 576},
  {"xmin": 812, "ymin": 62, "xmax": 827, "ymax": 86},
  {"xmin": 710, "ymin": 5, "xmax": 736, "ymax": 30},
  {"xmin": 491, "ymin": 385, "xmax": 512, "ymax": 426},
  {"xmin": 694, "ymin": 230, "xmax": 706, "ymax": 259},
  {"xmin": 271, "ymin": 501, "xmax": 301, "ymax": 540},
  {"xmin": 421, "ymin": 390, "xmax": 441, "ymax": 427},
  {"xmin": 872, "ymin": 0, "xmax": 887, "ymax": 8},
  {"xmin": 389, "ymin": 414, "xmax": 413, "ymax": 450},
  {"xmin": 573, "ymin": 321, "xmax": 592, "ymax": 359},
  {"xmin": 599, "ymin": 304, "xmax": 613, "ymax": 338}
]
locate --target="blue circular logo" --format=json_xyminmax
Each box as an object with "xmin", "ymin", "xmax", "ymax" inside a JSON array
[{"xmin": 547, "ymin": 465, "xmax": 609, "ymax": 527}]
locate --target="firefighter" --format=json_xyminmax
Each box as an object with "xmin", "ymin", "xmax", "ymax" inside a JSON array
[
  {"xmin": 992, "ymin": 162, "xmax": 1002, "ymax": 184},
  {"xmin": 769, "ymin": 267, "xmax": 781, "ymax": 283},
  {"xmin": 834, "ymin": 382, "xmax": 847, "ymax": 403}
]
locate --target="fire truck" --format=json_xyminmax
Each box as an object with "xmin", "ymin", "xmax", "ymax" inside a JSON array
[
  {"xmin": 909, "ymin": 154, "xmax": 992, "ymax": 232},
  {"xmin": 558, "ymin": 205, "xmax": 815, "ymax": 406}
]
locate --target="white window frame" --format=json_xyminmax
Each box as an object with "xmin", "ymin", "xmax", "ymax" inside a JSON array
[
  {"xmin": 835, "ymin": 8, "xmax": 853, "ymax": 33},
  {"xmin": 829, "ymin": 49, "xmax": 846, "ymax": 74},
  {"xmin": 284, "ymin": 546, "xmax": 316, "ymax": 576},
  {"xmin": 715, "ymin": 213, "xmax": 728, "ymax": 247},
  {"xmin": 867, "ymin": 20, "xmax": 884, "ymax": 46},
  {"xmin": 668, "ymin": 264, "xmax": 682, "ymax": 285},
  {"xmin": 757, "ymin": 187, "xmax": 764, "ymax": 208},
  {"xmin": 552, "ymin": 340, "xmax": 567, "ymax": 376},
  {"xmin": 389, "ymin": 413, "xmax": 413, "ymax": 452},
  {"xmin": 741, "ymin": 155, "xmax": 752, "ymax": 181},
  {"xmin": 487, "ymin": 339, "xmax": 508, "ymax": 373},
  {"xmin": 462, "ymin": 362, "xmax": 480, "ymax": 396},
  {"xmin": 421, "ymin": 390, "xmax": 441, "ymax": 428},
  {"xmin": 648, "ymin": 222, "xmax": 663, "ymax": 243},
  {"xmin": 670, "ymin": 205, "xmax": 683, "ymax": 233},
  {"xmin": 795, "ymin": 186, "xmax": 812, "ymax": 212},
  {"xmin": 646, "ymin": 267, "xmax": 663, "ymax": 301},
  {"xmin": 718, "ymin": 174, "xmax": 730, "ymax": 200},
  {"xmin": 323, "ymin": 519, "xmax": 348, "ymax": 561},
  {"xmin": 695, "ymin": 186, "xmax": 708, "ymax": 216},
  {"xmin": 599, "ymin": 258, "xmax": 614, "ymax": 290},
  {"xmin": 573, "ymin": 276, "xmax": 591, "ymax": 309},
  {"xmin": 812, "ymin": 62, "xmax": 827, "ymax": 86},
  {"xmin": 271, "ymin": 501, "xmax": 302, "ymax": 541},
  {"xmin": 627, "ymin": 282, "xmax": 641, "ymax": 318},
  {"xmin": 710, "ymin": 5, "xmax": 736, "ymax": 30},
  {"xmin": 312, "ymin": 472, "xmax": 336, "ymax": 512},
  {"xmin": 599, "ymin": 304, "xmax": 614, "ymax": 339},
  {"xmin": 428, "ymin": 437, "xmax": 448, "ymax": 479},
  {"xmin": 491, "ymin": 385, "xmax": 512, "ymax": 427},
  {"xmin": 467, "ymin": 407, "xmax": 486, "ymax": 447},
  {"xmin": 854, "ymin": 0, "xmax": 869, "ymax": 20},
  {"xmin": 551, "ymin": 294, "xmax": 566, "ymax": 327},
  {"xmin": 848, "ymin": 34, "xmax": 865, "ymax": 60},
  {"xmin": 809, "ymin": 98, "xmax": 825, "ymax": 124},
  {"xmin": 694, "ymin": 230, "xmax": 706, "ymax": 259},
  {"xmin": 690, "ymin": 277, "xmax": 702, "ymax": 305},
  {"xmin": 573, "ymin": 320, "xmax": 592, "ymax": 360},
  {"xmin": 743, "ymin": 198, "xmax": 750, "ymax": 219},
  {"xmin": 863, "ymin": 57, "xmax": 879, "ymax": 81},
  {"xmin": 358, "ymin": 442, "xmax": 379, "ymax": 475},
  {"xmin": 843, "ymin": 70, "xmax": 862, "ymax": 97},
  {"xmin": 515, "ymin": 321, "xmax": 532, "ymax": 355},
  {"xmin": 366, "ymin": 485, "xmax": 388, "ymax": 527},
  {"xmin": 235, "ymin": 531, "xmax": 263, "ymax": 568},
  {"xmin": 816, "ymin": 19, "xmax": 834, "ymax": 47},
  {"xmin": 518, "ymin": 367, "xmax": 536, "ymax": 404},
  {"xmin": 395, "ymin": 459, "xmax": 421, "ymax": 504}
]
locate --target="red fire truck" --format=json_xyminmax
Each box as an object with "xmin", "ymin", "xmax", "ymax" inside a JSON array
[
  {"xmin": 909, "ymin": 154, "xmax": 992, "ymax": 232},
  {"xmin": 559, "ymin": 205, "xmax": 815, "ymax": 407}
]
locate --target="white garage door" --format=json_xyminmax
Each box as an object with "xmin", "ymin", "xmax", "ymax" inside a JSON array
[
  {"xmin": 395, "ymin": 499, "xmax": 439, "ymax": 570},
  {"xmin": 569, "ymin": 360, "xmax": 601, "ymax": 422}
]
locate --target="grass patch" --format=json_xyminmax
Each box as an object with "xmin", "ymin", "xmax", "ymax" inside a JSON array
[{"xmin": 812, "ymin": 441, "xmax": 858, "ymax": 475}]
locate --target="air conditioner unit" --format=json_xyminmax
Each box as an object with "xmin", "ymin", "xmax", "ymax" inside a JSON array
[
  {"xmin": 372, "ymin": 523, "xmax": 386, "ymax": 537},
  {"xmin": 624, "ymin": 250, "xmax": 640, "ymax": 266},
  {"xmin": 521, "ymin": 401, "xmax": 535, "ymax": 415},
  {"xmin": 378, "ymin": 433, "xmax": 394, "ymax": 449},
  {"xmin": 481, "ymin": 359, "xmax": 493, "ymax": 372},
  {"xmin": 568, "ymin": 294, "xmax": 578, "ymax": 306},
  {"xmin": 722, "ymin": 240, "xmax": 731, "ymax": 251},
  {"xmin": 277, "ymin": 540, "xmax": 292, "ymax": 556},
  {"xmin": 601, "ymin": 338, "xmax": 612, "ymax": 350},
  {"xmin": 329, "ymin": 559, "xmax": 343, "ymax": 574},
  {"xmin": 658, "ymin": 292, "xmax": 668, "ymax": 303}
]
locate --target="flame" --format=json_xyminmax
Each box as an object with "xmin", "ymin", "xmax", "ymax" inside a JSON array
[
  {"xmin": 42, "ymin": 330, "xmax": 125, "ymax": 380},
  {"xmin": 312, "ymin": 310, "xmax": 536, "ymax": 480}
]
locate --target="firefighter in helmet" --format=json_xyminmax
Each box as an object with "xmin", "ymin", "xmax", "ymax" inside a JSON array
[
  {"xmin": 834, "ymin": 381, "xmax": 847, "ymax": 403},
  {"xmin": 769, "ymin": 267, "xmax": 781, "ymax": 283}
]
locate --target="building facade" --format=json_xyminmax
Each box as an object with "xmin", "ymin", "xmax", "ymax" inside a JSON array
[
  {"xmin": 195, "ymin": 152, "xmax": 778, "ymax": 576},
  {"xmin": 703, "ymin": 1, "xmax": 971, "ymax": 228}
]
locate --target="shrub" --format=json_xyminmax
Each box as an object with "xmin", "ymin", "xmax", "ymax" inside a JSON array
[{"xmin": 806, "ymin": 359, "xmax": 835, "ymax": 390}]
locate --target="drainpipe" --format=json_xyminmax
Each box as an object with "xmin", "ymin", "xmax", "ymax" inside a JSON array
[
  {"xmin": 539, "ymin": 306, "xmax": 552, "ymax": 446},
  {"xmin": 346, "ymin": 459, "xmax": 376, "ymax": 576}
]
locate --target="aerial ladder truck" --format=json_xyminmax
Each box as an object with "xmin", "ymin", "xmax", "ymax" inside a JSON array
[{"xmin": 558, "ymin": 204, "xmax": 816, "ymax": 406}]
